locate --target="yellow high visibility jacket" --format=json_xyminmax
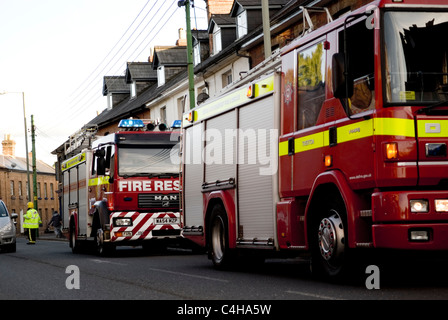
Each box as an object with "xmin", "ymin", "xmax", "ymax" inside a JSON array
[{"xmin": 23, "ymin": 209, "xmax": 41, "ymax": 229}]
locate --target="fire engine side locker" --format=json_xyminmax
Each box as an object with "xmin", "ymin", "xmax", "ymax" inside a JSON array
[
  {"xmin": 237, "ymin": 94, "xmax": 279, "ymax": 246},
  {"xmin": 62, "ymin": 151, "xmax": 91, "ymax": 240},
  {"xmin": 183, "ymin": 73, "xmax": 281, "ymax": 250}
]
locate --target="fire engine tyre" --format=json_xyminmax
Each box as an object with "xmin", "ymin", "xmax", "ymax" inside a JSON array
[
  {"xmin": 310, "ymin": 199, "xmax": 350, "ymax": 280},
  {"xmin": 209, "ymin": 205, "xmax": 234, "ymax": 269},
  {"xmin": 95, "ymin": 229, "xmax": 115, "ymax": 256},
  {"xmin": 70, "ymin": 222, "xmax": 80, "ymax": 254}
]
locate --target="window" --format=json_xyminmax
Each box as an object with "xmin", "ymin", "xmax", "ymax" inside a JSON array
[
  {"xmin": 157, "ymin": 66, "xmax": 165, "ymax": 87},
  {"xmin": 160, "ymin": 106, "xmax": 167, "ymax": 125},
  {"xmin": 130, "ymin": 81, "xmax": 137, "ymax": 99},
  {"xmin": 18, "ymin": 181, "xmax": 22, "ymax": 197},
  {"xmin": 194, "ymin": 42, "xmax": 201, "ymax": 66},
  {"xmin": 37, "ymin": 182, "xmax": 41, "ymax": 198},
  {"xmin": 339, "ymin": 20, "xmax": 374, "ymax": 114},
  {"xmin": 237, "ymin": 11, "xmax": 248, "ymax": 38},
  {"xmin": 10, "ymin": 181, "xmax": 14, "ymax": 196},
  {"xmin": 50, "ymin": 183, "xmax": 54, "ymax": 199},
  {"xmin": 213, "ymin": 25, "xmax": 222, "ymax": 54},
  {"xmin": 297, "ymin": 41, "xmax": 326, "ymax": 130},
  {"xmin": 107, "ymin": 93, "xmax": 113, "ymax": 110},
  {"xmin": 383, "ymin": 11, "xmax": 448, "ymax": 104},
  {"xmin": 44, "ymin": 183, "xmax": 48, "ymax": 199},
  {"xmin": 0, "ymin": 202, "xmax": 8, "ymax": 217},
  {"xmin": 222, "ymin": 70, "xmax": 233, "ymax": 88}
]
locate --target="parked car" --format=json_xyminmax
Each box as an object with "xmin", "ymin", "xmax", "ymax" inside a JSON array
[{"xmin": 0, "ymin": 200, "xmax": 17, "ymax": 252}]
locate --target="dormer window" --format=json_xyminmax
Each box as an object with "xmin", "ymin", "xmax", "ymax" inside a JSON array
[
  {"xmin": 237, "ymin": 10, "xmax": 247, "ymax": 38},
  {"xmin": 157, "ymin": 66, "xmax": 165, "ymax": 87}
]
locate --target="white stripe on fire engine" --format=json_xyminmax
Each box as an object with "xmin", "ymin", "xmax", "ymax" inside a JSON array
[{"xmin": 131, "ymin": 214, "xmax": 153, "ymax": 241}]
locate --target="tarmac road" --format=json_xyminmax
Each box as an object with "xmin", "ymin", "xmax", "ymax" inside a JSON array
[{"xmin": 2, "ymin": 236, "xmax": 448, "ymax": 305}]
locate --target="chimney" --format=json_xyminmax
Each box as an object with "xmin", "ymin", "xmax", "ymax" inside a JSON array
[
  {"xmin": 176, "ymin": 28, "xmax": 187, "ymax": 46},
  {"xmin": 2, "ymin": 134, "xmax": 16, "ymax": 156},
  {"xmin": 206, "ymin": 0, "xmax": 234, "ymax": 17}
]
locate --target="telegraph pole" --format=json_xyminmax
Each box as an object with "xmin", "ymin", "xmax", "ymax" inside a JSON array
[
  {"xmin": 178, "ymin": 0, "xmax": 195, "ymax": 109},
  {"xmin": 31, "ymin": 115, "xmax": 38, "ymax": 211},
  {"xmin": 262, "ymin": 0, "xmax": 271, "ymax": 59}
]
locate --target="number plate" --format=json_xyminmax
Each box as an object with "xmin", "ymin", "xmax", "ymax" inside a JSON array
[{"xmin": 155, "ymin": 217, "xmax": 179, "ymax": 225}]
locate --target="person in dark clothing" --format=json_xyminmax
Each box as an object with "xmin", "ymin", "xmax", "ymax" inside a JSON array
[{"xmin": 48, "ymin": 211, "xmax": 63, "ymax": 238}]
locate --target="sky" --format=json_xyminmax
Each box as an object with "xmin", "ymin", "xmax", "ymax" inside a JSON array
[{"xmin": 0, "ymin": 0, "xmax": 208, "ymax": 166}]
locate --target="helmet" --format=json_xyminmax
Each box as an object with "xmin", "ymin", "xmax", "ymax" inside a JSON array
[{"xmin": 27, "ymin": 202, "xmax": 34, "ymax": 209}]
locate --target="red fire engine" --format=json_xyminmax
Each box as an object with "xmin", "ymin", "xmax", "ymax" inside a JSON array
[
  {"xmin": 62, "ymin": 119, "xmax": 182, "ymax": 255},
  {"xmin": 181, "ymin": 0, "xmax": 448, "ymax": 278}
]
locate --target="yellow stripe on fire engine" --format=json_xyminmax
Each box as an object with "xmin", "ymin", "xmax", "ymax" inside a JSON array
[
  {"xmin": 373, "ymin": 117, "xmax": 415, "ymax": 137},
  {"xmin": 295, "ymin": 131, "xmax": 326, "ymax": 152},
  {"xmin": 88, "ymin": 176, "xmax": 110, "ymax": 186},
  {"xmin": 183, "ymin": 75, "xmax": 274, "ymax": 126},
  {"xmin": 279, "ymin": 117, "xmax": 418, "ymax": 157},
  {"xmin": 61, "ymin": 152, "xmax": 86, "ymax": 172},
  {"xmin": 337, "ymin": 119, "xmax": 374, "ymax": 143},
  {"xmin": 417, "ymin": 120, "xmax": 448, "ymax": 138}
]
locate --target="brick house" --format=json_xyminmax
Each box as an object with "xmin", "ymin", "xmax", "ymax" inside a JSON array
[{"xmin": 0, "ymin": 135, "xmax": 58, "ymax": 234}]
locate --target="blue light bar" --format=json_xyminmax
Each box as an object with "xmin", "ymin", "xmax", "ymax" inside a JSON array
[
  {"xmin": 171, "ymin": 120, "xmax": 182, "ymax": 128},
  {"xmin": 118, "ymin": 119, "xmax": 145, "ymax": 128}
]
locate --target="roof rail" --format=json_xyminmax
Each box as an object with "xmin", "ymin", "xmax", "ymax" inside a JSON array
[{"xmin": 300, "ymin": 6, "xmax": 333, "ymax": 36}]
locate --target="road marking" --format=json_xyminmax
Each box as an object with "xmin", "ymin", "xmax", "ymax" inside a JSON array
[
  {"xmin": 90, "ymin": 259, "xmax": 127, "ymax": 266},
  {"xmin": 146, "ymin": 267, "xmax": 229, "ymax": 283},
  {"xmin": 286, "ymin": 290, "xmax": 346, "ymax": 300}
]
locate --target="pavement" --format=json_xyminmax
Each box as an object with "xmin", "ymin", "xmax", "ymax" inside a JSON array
[
  {"xmin": 39, "ymin": 232, "xmax": 68, "ymax": 241},
  {"xmin": 19, "ymin": 231, "xmax": 68, "ymax": 242}
]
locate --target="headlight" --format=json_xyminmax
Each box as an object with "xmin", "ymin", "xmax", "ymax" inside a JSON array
[
  {"xmin": 0, "ymin": 223, "xmax": 12, "ymax": 233},
  {"xmin": 410, "ymin": 200, "xmax": 429, "ymax": 213},
  {"xmin": 435, "ymin": 199, "xmax": 448, "ymax": 212},
  {"xmin": 114, "ymin": 218, "xmax": 132, "ymax": 227}
]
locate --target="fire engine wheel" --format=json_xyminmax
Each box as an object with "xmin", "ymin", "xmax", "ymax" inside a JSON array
[
  {"xmin": 70, "ymin": 223, "xmax": 80, "ymax": 254},
  {"xmin": 317, "ymin": 210, "xmax": 345, "ymax": 263},
  {"xmin": 209, "ymin": 205, "xmax": 233, "ymax": 269},
  {"xmin": 95, "ymin": 229, "xmax": 115, "ymax": 256},
  {"xmin": 311, "ymin": 203, "xmax": 348, "ymax": 279}
]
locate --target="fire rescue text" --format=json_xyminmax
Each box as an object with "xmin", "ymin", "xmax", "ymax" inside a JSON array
[{"xmin": 118, "ymin": 179, "xmax": 180, "ymax": 192}]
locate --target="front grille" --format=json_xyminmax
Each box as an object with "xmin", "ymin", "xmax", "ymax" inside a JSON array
[{"xmin": 138, "ymin": 193, "xmax": 180, "ymax": 209}]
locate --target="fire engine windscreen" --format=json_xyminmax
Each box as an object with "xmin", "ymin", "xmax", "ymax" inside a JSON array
[
  {"xmin": 384, "ymin": 11, "xmax": 448, "ymax": 104},
  {"xmin": 118, "ymin": 146, "xmax": 179, "ymax": 176}
]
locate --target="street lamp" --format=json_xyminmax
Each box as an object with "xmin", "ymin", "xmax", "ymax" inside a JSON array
[{"xmin": 0, "ymin": 91, "xmax": 32, "ymax": 201}]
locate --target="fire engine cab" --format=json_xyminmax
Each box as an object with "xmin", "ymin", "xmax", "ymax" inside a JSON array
[
  {"xmin": 181, "ymin": 0, "xmax": 448, "ymax": 279},
  {"xmin": 61, "ymin": 119, "xmax": 182, "ymax": 255}
]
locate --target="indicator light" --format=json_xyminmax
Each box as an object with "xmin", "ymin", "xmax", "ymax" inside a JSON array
[
  {"xmin": 247, "ymin": 84, "xmax": 255, "ymax": 98},
  {"xmin": 324, "ymin": 155, "xmax": 332, "ymax": 167},
  {"xmin": 187, "ymin": 111, "xmax": 196, "ymax": 122},
  {"xmin": 385, "ymin": 143, "xmax": 398, "ymax": 160}
]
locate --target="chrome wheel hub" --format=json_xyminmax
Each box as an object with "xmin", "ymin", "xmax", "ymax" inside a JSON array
[{"xmin": 317, "ymin": 211, "xmax": 345, "ymax": 261}]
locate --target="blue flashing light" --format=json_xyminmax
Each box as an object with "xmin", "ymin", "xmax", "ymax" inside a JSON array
[
  {"xmin": 171, "ymin": 120, "xmax": 182, "ymax": 128},
  {"xmin": 118, "ymin": 119, "xmax": 145, "ymax": 128}
]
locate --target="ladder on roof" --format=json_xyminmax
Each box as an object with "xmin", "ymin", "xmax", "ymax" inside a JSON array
[
  {"xmin": 64, "ymin": 124, "xmax": 98, "ymax": 156},
  {"xmin": 300, "ymin": 6, "xmax": 333, "ymax": 36}
]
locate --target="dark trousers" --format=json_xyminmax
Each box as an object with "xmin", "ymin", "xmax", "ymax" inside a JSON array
[{"xmin": 27, "ymin": 228, "xmax": 38, "ymax": 243}]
